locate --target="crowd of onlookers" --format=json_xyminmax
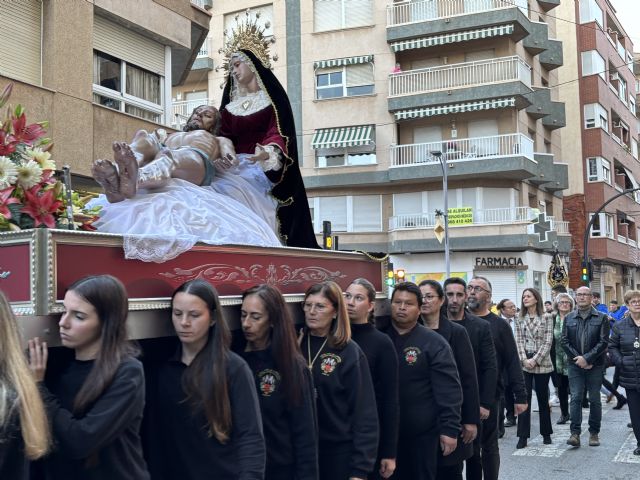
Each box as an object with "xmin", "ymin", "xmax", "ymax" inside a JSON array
[{"xmin": 1, "ymin": 274, "xmax": 640, "ymax": 480}]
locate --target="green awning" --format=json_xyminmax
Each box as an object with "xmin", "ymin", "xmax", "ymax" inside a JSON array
[
  {"xmin": 314, "ymin": 55, "xmax": 374, "ymax": 70},
  {"xmin": 311, "ymin": 125, "xmax": 374, "ymax": 149},
  {"xmin": 395, "ymin": 98, "xmax": 516, "ymax": 121},
  {"xmin": 390, "ymin": 25, "xmax": 515, "ymax": 53}
]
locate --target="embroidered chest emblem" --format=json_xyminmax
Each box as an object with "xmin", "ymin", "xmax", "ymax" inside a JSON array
[
  {"xmin": 258, "ymin": 369, "xmax": 280, "ymax": 397},
  {"xmin": 320, "ymin": 353, "xmax": 342, "ymax": 375},
  {"xmin": 241, "ymin": 99, "xmax": 252, "ymax": 110},
  {"xmin": 403, "ymin": 347, "xmax": 421, "ymax": 366}
]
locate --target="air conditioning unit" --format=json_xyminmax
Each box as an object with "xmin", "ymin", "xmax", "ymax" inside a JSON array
[{"xmin": 610, "ymin": 72, "xmax": 620, "ymax": 81}]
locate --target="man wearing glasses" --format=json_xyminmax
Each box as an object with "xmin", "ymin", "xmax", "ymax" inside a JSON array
[
  {"xmin": 561, "ymin": 286, "xmax": 610, "ymax": 448},
  {"xmin": 443, "ymin": 277, "xmax": 498, "ymax": 480}
]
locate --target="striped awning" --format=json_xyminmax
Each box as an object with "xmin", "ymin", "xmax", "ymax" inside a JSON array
[
  {"xmin": 311, "ymin": 125, "xmax": 374, "ymax": 149},
  {"xmin": 313, "ymin": 55, "xmax": 374, "ymax": 70},
  {"xmin": 390, "ymin": 25, "xmax": 515, "ymax": 53},
  {"xmin": 395, "ymin": 98, "xmax": 516, "ymax": 121}
]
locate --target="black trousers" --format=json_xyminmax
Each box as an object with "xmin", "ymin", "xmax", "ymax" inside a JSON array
[
  {"xmin": 465, "ymin": 402, "xmax": 500, "ymax": 480},
  {"xmin": 517, "ymin": 372, "xmax": 553, "ymax": 438},
  {"xmin": 437, "ymin": 462, "xmax": 463, "ymax": 480},
  {"xmin": 395, "ymin": 432, "xmax": 439, "ymax": 480},
  {"xmin": 557, "ymin": 373, "xmax": 570, "ymax": 417},
  {"xmin": 319, "ymin": 448, "xmax": 351, "ymax": 480},
  {"xmin": 628, "ymin": 389, "xmax": 640, "ymax": 447}
]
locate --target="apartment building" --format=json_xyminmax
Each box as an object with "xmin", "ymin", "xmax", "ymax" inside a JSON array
[
  {"xmin": 176, "ymin": 0, "xmax": 569, "ymax": 301},
  {"xmin": 0, "ymin": 0, "xmax": 210, "ymax": 185},
  {"xmin": 556, "ymin": 0, "xmax": 640, "ymax": 300}
]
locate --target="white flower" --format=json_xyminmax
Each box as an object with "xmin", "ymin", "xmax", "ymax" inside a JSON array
[
  {"xmin": 16, "ymin": 160, "xmax": 43, "ymax": 190},
  {"xmin": 26, "ymin": 147, "xmax": 56, "ymax": 171},
  {"xmin": 0, "ymin": 156, "xmax": 18, "ymax": 188}
]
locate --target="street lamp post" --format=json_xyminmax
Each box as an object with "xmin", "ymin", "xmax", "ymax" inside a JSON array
[
  {"xmin": 583, "ymin": 186, "xmax": 640, "ymax": 287},
  {"xmin": 431, "ymin": 151, "xmax": 450, "ymax": 279}
]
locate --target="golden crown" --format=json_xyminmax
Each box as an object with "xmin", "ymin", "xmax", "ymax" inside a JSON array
[{"xmin": 217, "ymin": 9, "xmax": 278, "ymax": 76}]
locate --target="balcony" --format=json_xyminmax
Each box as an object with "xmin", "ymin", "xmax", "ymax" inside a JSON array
[
  {"xmin": 191, "ymin": 37, "xmax": 214, "ymax": 72},
  {"xmin": 539, "ymin": 39, "xmax": 563, "ymax": 71},
  {"xmin": 390, "ymin": 206, "xmax": 535, "ymax": 230},
  {"xmin": 171, "ymin": 98, "xmax": 216, "ymax": 129},
  {"xmin": 190, "ymin": 0, "xmax": 212, "ymax": 10},
  {"xmin": 388, "ymin": 133, "xmax": 538, "ymax": 183}
]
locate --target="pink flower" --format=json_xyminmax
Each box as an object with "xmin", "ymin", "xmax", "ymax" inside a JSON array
[
  {"xmin": 0, "ymin": 186, "xmax": 19, "ymax": 219},
  {"xmin": 12, "ymin": 113, "xmax": 46, "ymax": 145},
  {"xmin": 20, "ymin": 186, "xmax": 63, "ymax": 228}
]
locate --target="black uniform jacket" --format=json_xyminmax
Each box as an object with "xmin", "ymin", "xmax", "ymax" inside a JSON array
[
  {"xmin": 609, "ymin": 316, "xmax": 640, "ymax": 391},
  {"xmin": 561, "ymin": 308, "xmax": 609, "ymax": 366}
]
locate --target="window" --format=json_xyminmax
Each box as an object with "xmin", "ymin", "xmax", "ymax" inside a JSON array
[
  {"xmin": 310, "ymin": 195, "xmax": 382, "ymax": 232},
  {"xmin": 314, "ymin": 0, "xmax": 374, "ymax": 32},
  {"xmin": 581, "ymin": 51, "xmax": 605, "ymax": 79},
  {"xmin": 93, "ymin": 50, "xmax": 163, "ymax": 123},
  {"xmin": 630, "ymin": 95, "xmax": 636, "ymax": 115},
  {"xmin": 1, "ymin": 0, "xmax": 42, "ymax": 85},
  {"xmin": 584, "ymin": 103, "xmax": 608, "ymax": 130},
  {"xmin": 590, "ymin": 212, "xmax": 615, "ymax": 238},
  {"xmin": 619, "ymin": 77, "xmax": 628, "ymax": 103},
  {"xmin": 633, "ymin": 139, "xmax": 639, "ymax": 160},
  {"xmin": 316, "ymin": 63, "xmax": 374, "ymax": 99},
  {"xmin": 579, "ymin": 0, "xmax": 603, "ymax": 26},
  {"xmin": 316, "ymin": 149, "xmax": 376, "ymax": 167},
  {"xmin": 314, "ymin": 125, "xmax": 376, "ymax": 167},
  {"xmin": 587, "ymin": 157, "xmax": 611, "ymax": 183}
]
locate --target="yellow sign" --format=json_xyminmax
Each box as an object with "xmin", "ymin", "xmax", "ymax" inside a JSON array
[{"xmin": 448, "ymin": 207, "xmax": 473, "ymax": 225}]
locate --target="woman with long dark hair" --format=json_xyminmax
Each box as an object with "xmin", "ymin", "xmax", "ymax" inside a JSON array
[
  {"xmin": 144, "ymin": 279, "xmax": 264, "ymax": 480},
  {"xmin": 28, "ymin": 275, "xmax": 149, "ymax": 479},
  {"xmin": 514, "ymin": 287, "xmax": 553, "ymax": 449},
  {"xmin": 345, "ymin": 278, "xmax": 398, "ymax": 479},
  {"xmin": 0, "ymin": 291, "xmax": 50, "ymax": 479},
  {"xmin": 238, "ymin": 284, "xmax": 317, "ymax": 479},
  {"xmin": 301, "ymin": 280, "xmax": 378, "ymax": 480}
]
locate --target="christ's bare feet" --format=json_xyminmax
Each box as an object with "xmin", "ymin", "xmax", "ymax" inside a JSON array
[
  {"xmin": 113, "ymin": 142, "xmax": 138, "ymax": 199},
  {"xmin": 91, "ymin": 159, "xmax": 124, "ymax": 203}
]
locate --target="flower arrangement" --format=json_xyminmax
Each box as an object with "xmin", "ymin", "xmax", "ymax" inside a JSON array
[{"xmin": 0, "ymin": 83, "xmax": 100, "ymax": 232}]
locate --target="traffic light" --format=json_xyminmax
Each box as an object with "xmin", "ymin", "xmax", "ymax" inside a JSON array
[
  {"xmin": 581, "ymin": 265, "xmax": 589, "ymax": 283},
  {"xmin": 386, "ymin": 262, "xmax": 395, "ymax": 287},
  {"xmin": 322, "ymin": 221, "xmax": 332, "ymax": 250},
  {"xmin": 396, "ymin": 269, "xmax": 405, "ymax": 283},
  {"xmin": 581, "ymin": 260, "xmax": 593, "ymax": 283}
]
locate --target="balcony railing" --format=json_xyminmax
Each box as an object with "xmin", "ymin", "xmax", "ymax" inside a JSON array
[
  {"xmin": 197, "ymin": 37, "xmax": 210, "ymax": 58},
  {"xmin": 386, "ymin": 0, "xmax": 527, "ymax": 27},
  {"xmin": 389, "ymin": 56, "xmax": 531, "ymax": 97},
  {"xmin": 171, "ymin": 99, "xmax": 216, "ymax": 129},
  {"xmin": 390, "ymin": 133, "xmax": 535, "ymax": 167}
]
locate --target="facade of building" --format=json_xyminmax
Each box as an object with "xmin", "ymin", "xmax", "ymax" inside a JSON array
[
  {"xmin": 557, "ymin": 0, "xmax": 640, "ymax": 301},
  {"xmin": 179, "ymin": 0, "xmax": 571, "ymax": 302},
  {"xmin": 0, "ymin": 0, "xmax": 210, "ymax": 186}
]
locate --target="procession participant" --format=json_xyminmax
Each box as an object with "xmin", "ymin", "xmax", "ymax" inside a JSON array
[
  {"xmin": 466, "ymin": 278, "xmax": 528, "ymax": 471},
  {"xmin": 0, "ymin": 292, "xmax": 50, "ymax": 479},
  {"xmin": 561, "ymin": 286, "xmax": 609, "ymax": 448},
  {"xmin": 301, "ymin": 281, "xmax": 378, "ymax": 480},
  {"xmin": 608, "ymin": 289, "xmax": 640, "ymax": 455},
  {"xmin": 238, "ymin": 284, "xmax": 318, "ymax": 480},
  {"xmin": 346, "ymin": 278, "xmax": 399, "ymax": 479},
  {"xmin": 513, "ymin": 288, "xmax": 553, "ymax": 449},
  {"xmin": 382, "ymin": 282, "xmax": 461, "ymax": 480},
  {"xmin": 144, "ymin": 279, "xmax": 265, "ymax": 480},
  {"xmin": 443, "ymin": 277, "xmax": 498, "ymax": 480},
  {"xmin": 28, "ymin": 275, "xmax": 149, "ymax": 479},
  {"xmin": 418, "ymin": 280, "xmax": 479, "ymax": 480},
  {"xmin": 496, "ymin": 298, "xmax": 518, "ymax": 430},
  {"xmin": 552, "ymin": 293, "xmax": 574, "ymax": 425}
]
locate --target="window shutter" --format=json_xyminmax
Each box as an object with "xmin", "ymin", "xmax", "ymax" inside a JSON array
[
  {"xmin": 93, "ymin": 15, "xmax": 165, "ymax": 74},
  {"xmin": 314, "ymin": 0, "xmax": 342, "ymax": 32},
  {"xmin": 346, "ymin": 63, "xmax": 373, "ymax": 87},
  {"xmin": 353, "ymin": 196, "xmax": 381, "ymax": 232},
  {"xmin": 319, "ymin": 197, "xmax": 347, "ymax": 231},
  {"xmin": 394, "ymin": 193, "xmax": 423, "ymax": 215},
  {"xmin": 345, "ymin": 0, "xmax": 374, "ymax": 28},
  {"xmin": 0, "ymin": 0, "xmax": 41, "ymax": 85}
]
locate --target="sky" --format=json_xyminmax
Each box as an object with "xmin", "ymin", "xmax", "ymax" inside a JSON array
[{"xmin": 609, "ymin": 0, "xmax": 640, "ymax": 49}]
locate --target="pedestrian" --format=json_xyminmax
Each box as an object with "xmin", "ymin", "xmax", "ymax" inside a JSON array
[
  {"xmin": 143, "ymin": 279, "xmax": 265, "ymax": 480},
  {"xmin": 608, "ymin": 289, "xmax": 640, "ymax": 455},
  {"xmin": 561, "ymin": 286, "xmax": 609, "ymax": 448},
  {"xmin": 419, "ymin": 280, "xmax": 479, "ymax": 480},
  {"xmin": 0, "ymin": 291, "xmax": 50, "ymax": 480},
  {"xmin": 496, "ymin": 298, "xmax": 518, "ymax": 429},
  {"xmin": 552, "ymin": 293, "xmax": 573, "ymax": 425},
  {"xmin": 346, "ymin": 278, "xmax": 399, "ymax": 480},
  {"xmin": 301, "ymin": 281, "xmax": 378, "ymax": 480},
  {"xmin": 28, "ymin": 275, "xmax": 150, "ymax": 479},
  {"xmin": 443, "ymin": 277, "xmax": 499, "ymax": 480},
  {"xmin": 382, "ymin": 282, "xmax": 461, "ymax": 480},
  {"xmin": 466, "ymin": 277, "xmax": 528, "ymax": 477},
  {"xmin": 238, "ymin": 284, "xmax": 318, "ymax": 480},
  {"xmin": 591, "ymin": 292, "xmax": 608, "ymax": 314},
  {"xmin": 544, "ymin": 301, "xmax": 553, "ymax": 314},
  {"xmin": 513, "ymin": 288, "xmax": 554, "ymax": 448}
]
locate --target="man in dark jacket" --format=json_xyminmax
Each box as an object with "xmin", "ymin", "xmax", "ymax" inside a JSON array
[
  {"xmin": 443, "ymin": 277, "xmax": 498, "ymax": 480},
  {"xmin": 561, "ymin": 286, "xmax": 610, "ymax": 448},
  {"xmin": 383, "ymin": 282, "xmax": 462, "ymax": 480}
]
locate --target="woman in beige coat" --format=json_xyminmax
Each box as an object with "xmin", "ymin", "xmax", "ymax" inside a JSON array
[{"xmin": 514, "ymin": 287, "xmax": 554, "ymax": 449}]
